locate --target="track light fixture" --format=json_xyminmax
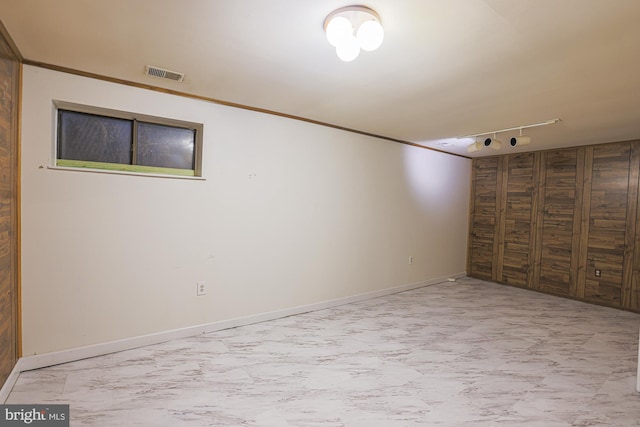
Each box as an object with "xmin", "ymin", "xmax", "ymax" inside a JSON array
[
  {"xmin": 483, "ymin": 134, "xmax": 502, "ymax": 151},
  {"xmin": 510, "ymin": 129, "xmax": 531, "ymax": 147},
  {"xmin": 462, "ymin": 119, "xmax": 560, "ymax": 153},
  {"xmin": 466, "ymin": 139, "xmax": 482, "ymax": 153}
]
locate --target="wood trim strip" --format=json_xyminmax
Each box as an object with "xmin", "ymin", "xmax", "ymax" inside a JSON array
[
  {"xmin": 55, "ymin": 159, "xmax": 196, "ymax": 177},
  {"xmin": 570, "ymin": 147, "xmax": 586, "ymax": 297},
  {"xmin": 634, "ymin": 141, "xmax": 640, "ymax": 311},
  {"xmin": 622, "ymin": 142, "xmax": 639, "ymax": 308},
  {"xmin": 23, "ymin": 60, "xmax": 470, "ymax": 159},
  {"xmin": 576, "ymin": 146, "xmax": 593, "ymax": 299},
  {"xmin": 16, "ymin": 62, "xmax": 22, "ymax": 358},
  {"xmin": 493, "ymin": 155, "xmax": 508, "ymax": 281},
  {"xmin": 466, "ymin": 161, "xmax": 476, "ymax": 274},
  {"xmin": 527, "ymin": 151, "xmax": 545, "ymax": 289},
  {"xmin": 0, "ymin": 20, "xmax": 23, "ymax": 61}
]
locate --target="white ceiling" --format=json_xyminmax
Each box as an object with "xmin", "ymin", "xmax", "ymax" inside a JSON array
[{"xmin": 2, "ymin": 0, "xmax": 640, "ymax": 157}]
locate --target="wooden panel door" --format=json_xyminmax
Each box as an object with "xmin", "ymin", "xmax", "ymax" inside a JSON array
[
  {"xmin": 0, "ymin": 30, "xmax": 19, "ymax": 388},
  {"xmin": 468, "ymin": 157, "xmax": 499, "ymax": 280},
  {"xmin": 583, "ymin": 142, "xmax": 631, "ymax": 306},
  {"xmin": 501, "ymin": 153, "xmax": 534, "ymax": 287},
  {"xmin": 537, "ymin": 149, "xmax": 581, "ymax": 296},
  {"xmin": 468, "ymin": 141, "xmax": 640, "ymax": 313}
]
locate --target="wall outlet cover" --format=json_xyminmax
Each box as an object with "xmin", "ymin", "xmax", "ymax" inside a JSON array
[{"xmin": 197, "ymin": 282, "xmax": 207, "ymax": 296}]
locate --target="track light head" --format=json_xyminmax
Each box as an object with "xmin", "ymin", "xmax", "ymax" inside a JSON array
[
  {"xmin": 509, "ymin": 136, "xmax": 531, "ymax": 147},
  {"xmin": 483, "ymin": 137, "xmax": 502, "ymax": 151},
  {"xmin": 467, "ymin": 141, "xmax": 483, "ymax": 153}
]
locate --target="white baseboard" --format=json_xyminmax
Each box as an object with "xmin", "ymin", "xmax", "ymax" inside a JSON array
[
  {"xmin": 1, "ymin": 272, "xmax": 466, "ymax": 402},
  {"xmin": 0, "ymin": 360, "xmax": 24, "ymax": 404}
]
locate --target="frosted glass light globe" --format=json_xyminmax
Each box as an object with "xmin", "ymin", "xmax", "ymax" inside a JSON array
[
  {"xmin": 335, "ymin": 34, "xmax": 360, "ymax": 62},
  {"xmin": 325, "ymin": 16, "xmax": 353, "ymax": 48},
  {"xmin": 356, "ymin": 20, "xmax": 384, "ymax": 51}
]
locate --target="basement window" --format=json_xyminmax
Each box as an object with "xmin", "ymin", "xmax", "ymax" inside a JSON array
[{"xmin": 55, "ymin": 102, "xmax": 203, "ymax": 177}]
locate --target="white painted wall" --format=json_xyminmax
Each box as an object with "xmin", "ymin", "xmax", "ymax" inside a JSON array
[{"xmin": 20, "ymin": 65, "xmax": 471, "ymax": 356}]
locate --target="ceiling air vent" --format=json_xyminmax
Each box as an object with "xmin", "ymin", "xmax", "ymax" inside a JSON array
[{"xmin": 144, "ymin": 65, "xmax": 185, "ymax": 82}]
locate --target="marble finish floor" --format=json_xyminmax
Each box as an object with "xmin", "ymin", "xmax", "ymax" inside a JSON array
[{"xmin": 6, "ymin": 277, "xmax": 640, "ymax": 426}]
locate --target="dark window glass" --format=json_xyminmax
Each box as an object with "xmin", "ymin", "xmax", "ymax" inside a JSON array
[
  {"xmin": 58, "ymin": 110, "xmax": 132, "ymax": 164},
  {"xmin": 137, "ymin": 122, "xmax": 195, "ymax": 170},
  {"xmin": 57, "ymin": 107, "xmax": 200, "ymax": 175}
]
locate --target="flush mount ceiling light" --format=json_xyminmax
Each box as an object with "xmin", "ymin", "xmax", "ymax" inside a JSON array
[
  {"xmin": 461, "ymin": 119, "xmax": 560, "ymax": 153},
  {"xmin": 324, "ymin": 6, "xmax": 384, "ymax": 62}
]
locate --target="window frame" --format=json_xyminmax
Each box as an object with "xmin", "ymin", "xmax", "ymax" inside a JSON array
[{"xmin": 53, "ymin": 101, "xmax": 204, "ymax": 178}]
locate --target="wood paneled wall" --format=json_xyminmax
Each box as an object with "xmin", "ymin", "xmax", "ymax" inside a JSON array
[
  {"xmin": 0, "ymin": 25, "xmax": 20, "ymax": 389},
  {"xmin": 468, "ymin": 140, "xmax": 640, "ymax": 312}
]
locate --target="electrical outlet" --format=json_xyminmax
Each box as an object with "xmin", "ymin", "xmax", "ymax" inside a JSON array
[
  {"xmin": 595, "ymin": 269, "xmax": 602, "ymax": 278},
  {"xmin": 197, "ymin": 281, "xmax": 207, "ymax": 296},
  {"xmin": 409, "ymin": 256, "xmax": 413, "ymax": 265}
]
